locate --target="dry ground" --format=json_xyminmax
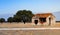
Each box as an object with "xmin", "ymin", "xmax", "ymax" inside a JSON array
[
  {"xmin": 0, "ymin": 22, "xmax": 60, "ymax": 35},
  {"xmin": 0, "ymin": 22, "xmax": 60, "ymax": 28},
  {"xmin": 0, "ymin": 30, "xmax": 60, "ymax": 35}
]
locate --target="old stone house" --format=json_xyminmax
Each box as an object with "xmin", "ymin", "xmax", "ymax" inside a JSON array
[{"xmin": 32, "ymin": 13, "xmax": 55, "ymax": 26}]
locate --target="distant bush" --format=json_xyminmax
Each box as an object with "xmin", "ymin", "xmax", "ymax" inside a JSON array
[
  {"xmin": 0, "ymin": 18, "xmax": 5, "ymax": 23},
  {"xmin": 7, "ymin": 17, "xmax": 13, "ymax": 23}
]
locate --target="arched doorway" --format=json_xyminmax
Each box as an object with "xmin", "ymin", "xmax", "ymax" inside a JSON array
[{"xmin": 34, "ymin": 20, "xmax": 38, "ymax": 25}]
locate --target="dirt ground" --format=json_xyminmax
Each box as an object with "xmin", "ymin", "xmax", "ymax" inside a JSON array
[
  {"xmin": 0, "ymin": 30, "xmax": 60, "ymax": 35},
  {"xmin": 0, "ymin": 22, "xmax": 60, "ymax": 35},
  {"xmin": 0, "ymin": 22, "xmax": 60, "ymax": 28}
]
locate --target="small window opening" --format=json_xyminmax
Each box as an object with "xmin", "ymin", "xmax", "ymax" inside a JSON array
[{"xmin": 39, "ymin": 18, "xmax": 46, "ymax": 22}]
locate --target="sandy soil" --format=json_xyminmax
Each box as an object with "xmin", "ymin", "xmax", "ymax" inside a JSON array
[{"xmin": 0, "ymin": 30, "xmax": 60, "ymax": 35}]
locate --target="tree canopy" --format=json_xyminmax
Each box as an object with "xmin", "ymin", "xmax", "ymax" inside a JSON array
[{"xmin": 13, "ymin": 10, "xmax": 34, "ymax": 22}]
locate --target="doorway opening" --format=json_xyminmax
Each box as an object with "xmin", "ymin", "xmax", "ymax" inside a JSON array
[{"xmin": 49, "ymin": 18, "xmax": 51, "ymax": 25}]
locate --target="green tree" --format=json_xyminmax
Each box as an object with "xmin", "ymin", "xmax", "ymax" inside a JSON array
[
  {"xmin": 7, "ymin": 17, "xmax": 13, "ymax": 23},
  {"xmin": 13, "ymin": 10, "xmax": 34, "ymax": 23},
  {"xmin": 0, "ymin": 18, "xmax": 5, "ymax": 23}
]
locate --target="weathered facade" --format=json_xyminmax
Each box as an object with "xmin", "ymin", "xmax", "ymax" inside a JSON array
[{"xmin": 32, "ymin": 13, "xmax": 55, "ymax": 26}]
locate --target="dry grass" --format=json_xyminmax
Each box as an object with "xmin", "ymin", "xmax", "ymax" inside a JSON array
[
  {"xmin": 53, "ymin": 22, "xmax": 60, "ymax": 27},
  {"xmin": 0, "ymin": 22, "xmax": 60, "ymax": 28}
]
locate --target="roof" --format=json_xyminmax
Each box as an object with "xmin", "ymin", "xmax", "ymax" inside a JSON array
[{"xmin": 33, "ymin": 13, "xmax": 55, "ymax": 18}]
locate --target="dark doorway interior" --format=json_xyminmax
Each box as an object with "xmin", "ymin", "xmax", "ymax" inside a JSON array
[
  {"xmin": 34, "ymin": 20, "xmax": 38, "ymax": 25},
  {"xmin": 39, "ymin": 18, "xmax": 46, "ymax": 22},
  {"xmin": 49, "ymin": 18, "xmax": 51, "ymax": 25}
]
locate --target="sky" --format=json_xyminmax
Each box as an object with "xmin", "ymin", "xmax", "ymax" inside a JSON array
[
  {"xmin": 0, "ymin": 0, "xmax": 60, "ymax": 14},
  {"xmin": 0, "ymin": 0, "xmax": 60, "ymax": 20}
]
